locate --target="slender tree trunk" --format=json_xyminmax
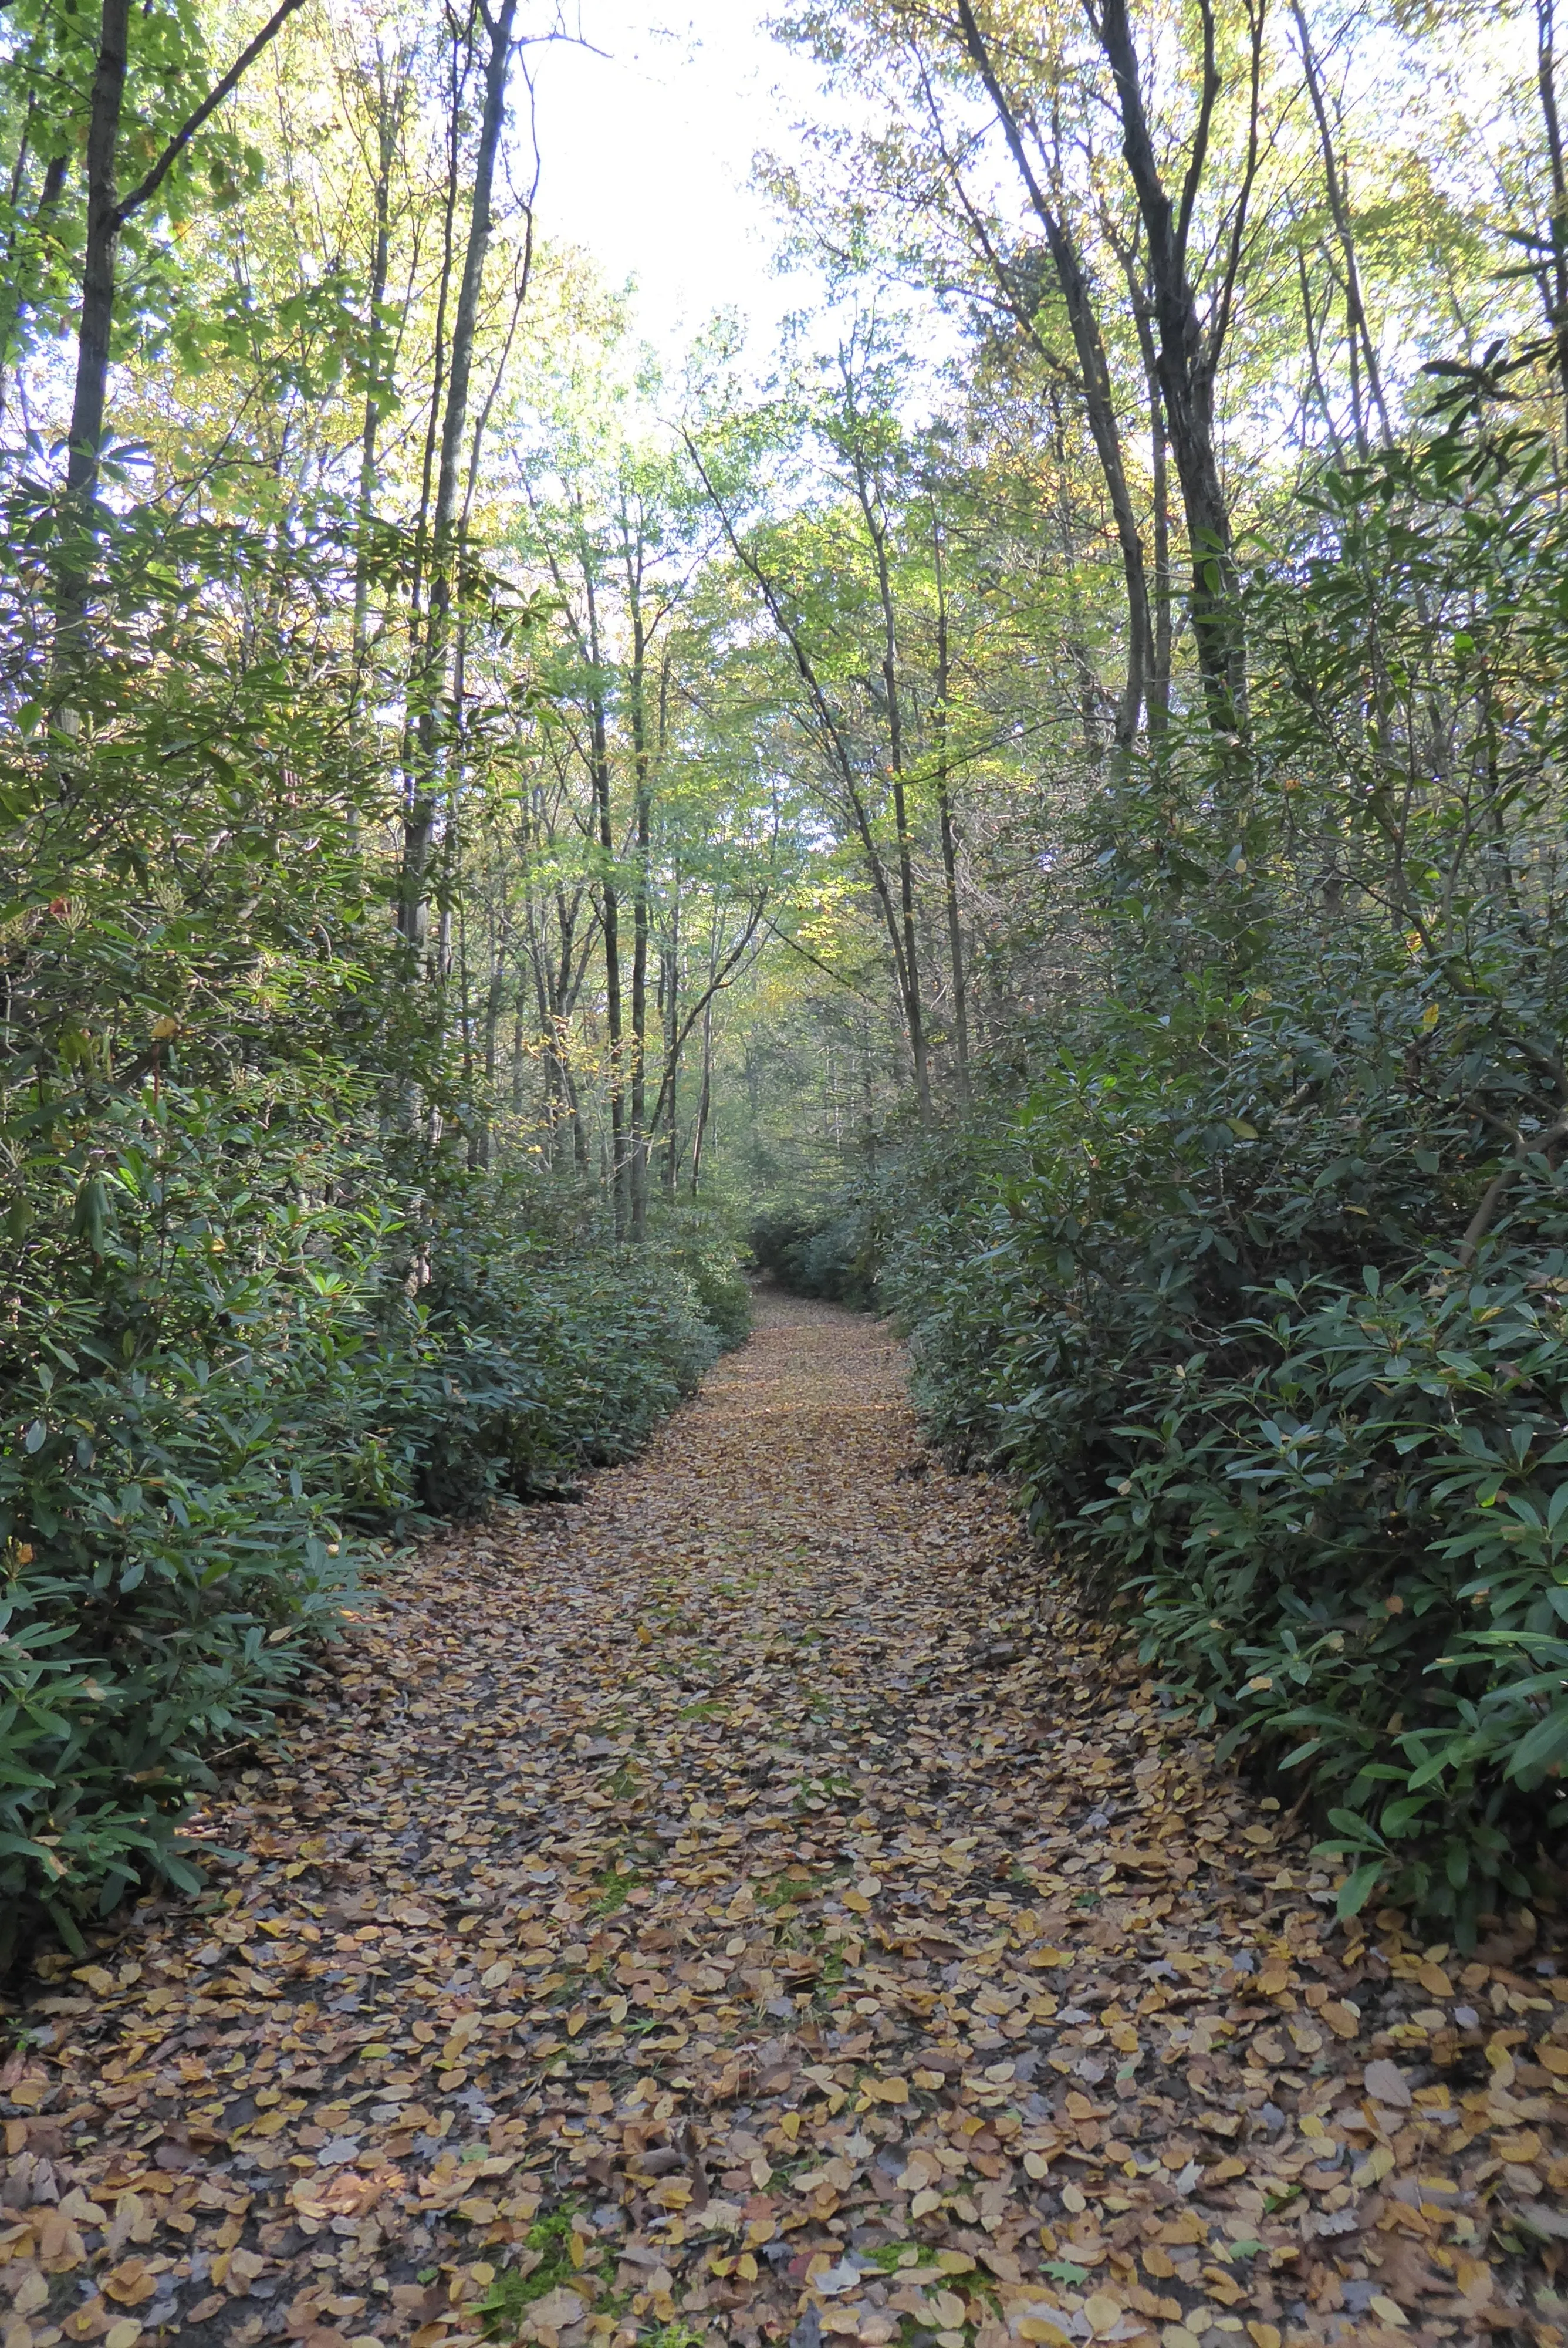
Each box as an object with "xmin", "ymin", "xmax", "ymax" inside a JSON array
[
  {"xmin": 687, "ymin": 433, "xmax": 921, "ymax": 1067},
  {"xmin": 931, "ymin": 523, "xmax": 970, "ymax": 1105},
  {"xmin": 1090, "ymin": 0, "xmax": 1259, "ymax": 755},
  {"xmin": 663, "ymin": 937, "xmax": 680, "ymax": 1202},
  {"xmin": 950, "ymin": 0, "xmax": 1148, "ymax": 753},
  {"xmin": 590, "ymin": 678, "xmax": 626, "ymax": 1237},
  {"xmin": 353, "ymin": 52, "xmax": 402, "ymax": 663},
  {"xmin": 853, "ymin": 446, "xmax": 930, "ymax": 1124},
  {"xmin": 1540, "ymin": 0, "xmax": 1568, "ymax": 438},
  {"xmin": 56, "ymin": 0, "xmax": 130, "ymax": 636},
  {"xmin": 1107, "ymin": 241, "xmax": 1171, "ymax": 739},
  {"xmin": 401, "ymin": 0, "xmax": 518, "ymax": 942},
  {"xmin": 626, "ymin": 586, "xmax": 652, "ymax": 1242},
  {"xmin": 690, "ymin": 983, "xmax": 715, "ymax": 1199},
  {"xmin": 1290, "ymin": 0, "xmax": 1394, "ymax": 453},
  {"xmin": 63, "ymin": 0, "xmax": 304, "ymax": 598}
]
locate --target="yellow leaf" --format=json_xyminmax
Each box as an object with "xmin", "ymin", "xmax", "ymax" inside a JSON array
[
  {"xmin": 1352, "ymin": 2144, "xmax": 1394, "ymax": 2188},
  {"xmin": 910, "ymin": 2187, "xmax": 943, "ymax": 2218},
  {"xmin": 103, "ymin": 2261, "xmax": 157, "ymax": 2307},
  {"xmin": 842, "ymin": 1889, "xmax": 872, "ymax": 1914},
  {"xmin": 1016, "ymin": 2323, "xmax": 1070, "ymax": 2346},
  {"xmin": 72, "ymin": 1964, "xmax": 116, "ymax": 1996},
  {"xmin": 1246, "ymin": 2327, "xmax": 1282, "ymax": 2348},
  {"xmin": 1421, "ymin": 1003, "xmax": 1440, "ymax": 1031},
  {"xmin": 1083, "ymin": 2298, "xmax": 1124, "ymax": 2339},
  {"xmin": 1417, "ymin": 1962, "xmax": 1452, "ymax": 1998},
  {"xmin": 1257, "ymin": 1966, "xmax": 1290, "ymax": 1996},
  {"xmin": 1369, "ymin": 2298, "xmax": 1408, "ymax": 2327},
  {"xmin": 104, "ymin": 2326, "xmax": 144, "ymax": 2348},
  {"xmin": 565, "ymin": 2006, "xmax": 588, "ymax": 2037},
  {"xmin": 934, "ymin": 2252, "xmax": 975, "ymax": 2274}
]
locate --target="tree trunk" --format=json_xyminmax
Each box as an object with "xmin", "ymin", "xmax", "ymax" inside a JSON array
[
  {"xmin": 931, "ymin": 523, "xmax": 970, "ymax": 1105},
  {"xmin": 1089, "ymin": 0, "xmax": 1258, "ymax": 753},
  {"xmin": 56, "ymin": 0, "xmax": 130, "ymax": 637},
  {"xmin": 690, "ymin": 984, "xmax": 714, "ymax": 1198},
  {"xmin": 1290, "ymin": 0, "xmax": 1393, "ymax": 454},
  {"xmin": 400, "ymin": 0, "xmax": 518, "ymax": 942},
  {"xmin": 951, "ymin": 0, "xmax": 1148, "ymax": 754},
  {"xmin": 663, "ymin": 942, "xmax": 680, "ymax": 1201},
  {"xmin": 626, "ymin": 586, "xmax": 652, "ymax": 1241},
  {"xmin": 853, "ymin": 446, "xmax": 930, "ymax": 1125},
  {"xmin": 353, "ymin": 49, "xmax": 404, "ymax": 663},
  {"xmin": 1539, "ymin": 0, "xmax": 1568, "ymax": 437},
  {"xmin": 590, "ymin": 673, "xmax": 626, "ymax": 1237}
]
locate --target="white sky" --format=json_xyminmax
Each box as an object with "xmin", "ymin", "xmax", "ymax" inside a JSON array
[{"xmin": 522, "ymin": 4, "xmax": 829, "ymax": 365}]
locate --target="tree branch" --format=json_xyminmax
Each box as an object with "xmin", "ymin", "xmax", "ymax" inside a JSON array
[{"xmin": 114, "ymin": 0, "xmax": 308, "ymax": 228}]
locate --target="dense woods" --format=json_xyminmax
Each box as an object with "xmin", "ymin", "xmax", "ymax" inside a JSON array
[{"xmin": 3, "ymin": 0, "xmax": 1567, "ymax": 1972}]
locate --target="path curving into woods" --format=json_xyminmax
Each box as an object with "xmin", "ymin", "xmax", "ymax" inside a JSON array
[{"xmin": 4, "ymin": 1295, "xmax": 1560, "ymax": 2348}]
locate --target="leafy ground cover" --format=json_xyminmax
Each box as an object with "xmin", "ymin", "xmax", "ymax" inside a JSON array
[{"xmin": 2, "ymin": 1298, "xmax": 1566, "ymax": 2348}]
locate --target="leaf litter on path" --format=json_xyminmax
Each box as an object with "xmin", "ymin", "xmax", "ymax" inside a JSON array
[{"xmin": 4, "ymin": 1293, "xmax": 1567, "ymax": 2348}]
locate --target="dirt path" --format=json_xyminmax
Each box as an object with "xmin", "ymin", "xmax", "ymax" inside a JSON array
[{"xmin": 4, "ymin": 1297, "xmax": 1563, "ymax": 2348}]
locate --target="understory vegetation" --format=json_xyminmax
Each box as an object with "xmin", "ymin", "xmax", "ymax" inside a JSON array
[
  {"xmin": 6, "ymin": 0, "xmax": 1568, "ymax": 1964},
  {"xmin": 762, "ymin": 420, "xmax": 1568, "ymax": 1938}
]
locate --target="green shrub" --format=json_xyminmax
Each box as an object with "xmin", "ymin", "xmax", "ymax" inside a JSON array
[
  {"xmin": 0, "ymin": 1097, "xmax": 739, "ymax": 1963},
  {"xmin": 650, "ymin": 1205, "xmax": 753, "ymax": 1350},
  {"xmin": 749, "ymin": 1196, "xmax": 883, "ymax": 1306},
  {"xmin": 1, "ymin": 1082, "xmax": 386, "ymax": 1966},
  {"xmin": 0, "ymin": 546, "xmax": 750, "ymax": 1961},
  {"xmin": 884, "ymin": 952, "xmax": 1568, "ymax": 1937}
]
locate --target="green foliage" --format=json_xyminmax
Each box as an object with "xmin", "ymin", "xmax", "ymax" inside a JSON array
[
  {"xmin": 0, "ymin": 507, "xmax": 746, "ymax": 1968},
  {"xmin": 649, "ymin": 1205, "xmax": 753, "ymax": 1350},
  {"xmin": 886, "ymin": 963, "xmax": 1568, "ymax": 1936},
  {"xmin": 875, "ymin": 412, "xmax": 1568, "ymax": 1938},
  {"xmin": 472, "ymin": 2205, "xmax": 614, "ymax": 2340},
  {"xmin": 749, "ymin": 1197, "xmax": 883, "ymax": 1306}
]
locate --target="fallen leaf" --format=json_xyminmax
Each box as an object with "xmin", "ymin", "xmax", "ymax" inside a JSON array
[
  {"xmin": 1364, "ymin": 2057, "xmax": 1412, "ymax": 2108},
  {"xmin": 12, "ymin": 1302, "xmax": 1564, "ymax": 2348}
]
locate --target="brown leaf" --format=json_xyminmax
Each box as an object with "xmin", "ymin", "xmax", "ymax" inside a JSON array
[
  {"xmin": 1364, "ymin": 2057, "xmax": 1412, "ymax": 2109},
  {"xmin": 17, "ymin": 1300, "xmax": 1562, "ymax": 2347}
]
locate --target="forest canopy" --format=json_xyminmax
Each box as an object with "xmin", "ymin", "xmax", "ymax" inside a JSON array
[{"xmin": 3, "ymin": 0, "xmax": 1568, "ymax": 1955}]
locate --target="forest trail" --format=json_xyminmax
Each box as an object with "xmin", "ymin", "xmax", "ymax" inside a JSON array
[{"xmin": 5, "ymin": 1300, "xmax": 1556, "ymax": 2348}]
